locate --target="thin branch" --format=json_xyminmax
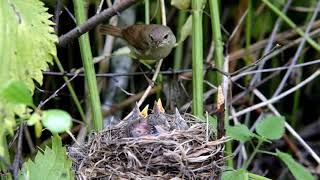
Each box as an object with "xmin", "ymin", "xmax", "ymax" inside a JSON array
[
  {"xmin": 250, "ymin": 0, "xmax": 292, "ymax": 84},
  {"xmin": 54, "ymin": 0, "xmax": 62, "ymax": 33},
  {"xmin": 226, "ymin": 9, "xmax": 248, "ymax": 52},
  {"xmin": 42, "ymin": 58, "xmax": 320, "ymax": 78},
  {"xmin": 232, "ymin": 59, "xmax": 320, "ymax": 81},
  {"xmin": 230, "ymin": 69, "xmax": 320, "ymax": 118},
  {"xmin": 11, "ymin": 123, "xmax": 24, "ymax": 180},
  {"xmin": 58, "ymin": 0, "xmax": 140, "ymax": 46},
  {"xmin": 38, "ymin": 71, "xmax": 80, "ymax": 109},
  {"xmin": 229, "ymin": 20, "xmax": 320, "ymax": 62},
  {"xmin": 272, "ymin": 0, "xmax": 320, "ymax": 97}
]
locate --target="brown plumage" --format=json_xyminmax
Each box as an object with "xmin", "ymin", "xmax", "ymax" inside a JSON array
[{"xmin": 99, "ymin": 24, "xmax": 176, "ymax": 60}]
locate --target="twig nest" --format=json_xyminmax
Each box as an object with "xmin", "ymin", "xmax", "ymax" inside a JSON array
[{"xmin": 68, "ymin": 105, "xmax": 225, "ymax": 179}]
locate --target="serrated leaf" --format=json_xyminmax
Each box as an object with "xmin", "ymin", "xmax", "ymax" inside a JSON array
[
  {"xmin": 42, "ymin": 109, "xmax": 72, "ymax": 133},
  {"xmin": 0, "ymin": 81, "xmax": 33, "ymax": 107},
  {"xmin": 226, "ymin": 124, "xmax": 253, "ymax": 142},
  {"xmin": 171, "ymin": 0, "xmax": 190, "ymax": 10},
  {"xmin": 222, "ymin": 169, "xmax": 248, "ymax": 180},
  {"xmin": 276, "ymin": 150, "xmax": 315, "ymax": 180},
  {"xmin": 0, "ymin": 0, "xmax": 57, "ymax": 137},
  {"xmin": 256, "ymin": 116, "xmax": 285, "ymax": 140},
  {"xmin": 178, "ymin": 15, "xmax": 192, "ymax": 44},
  {"xmin": 20, "ymin": 135, "xmax": 74, "ymax": 180},
  {"xmin": 0, "ymin": 0, "xmax": 57, "ymax": 91}
]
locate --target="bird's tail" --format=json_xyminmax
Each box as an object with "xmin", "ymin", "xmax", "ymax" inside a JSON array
[{"xmin": 99, "ymin": 24, "xmax": 123, "ymax": 38}]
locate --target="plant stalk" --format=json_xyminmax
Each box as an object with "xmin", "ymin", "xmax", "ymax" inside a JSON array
[
  {"xmin": 73, "ymin": 0, "xmax": 103, "ymax": 131},
  {"xmin": 191, "ymin": 0, "xmax": 204, "ymax": 117}
]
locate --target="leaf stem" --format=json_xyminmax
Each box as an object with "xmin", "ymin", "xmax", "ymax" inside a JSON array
[{"xmin": 243, "ymin": 139, "xmax": 263, "ymax": 169}]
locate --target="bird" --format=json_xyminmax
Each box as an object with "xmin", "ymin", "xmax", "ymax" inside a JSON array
[
  {"xmin": 173, "ymin": 108, "xmax": 189, "ymax": 130},
  {"xmin": 126, "ymin": 104, "xmax": 151, "ymax": 137},
  {"xmin": 147, "ymin": 99, "xmax": 171, "ymax": 135},
  {"xmin": 99, "ymin": 24, "xmax": 176, "ymax": 60}
]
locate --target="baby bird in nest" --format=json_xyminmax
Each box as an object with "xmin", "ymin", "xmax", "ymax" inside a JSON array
[
  {"xmin": 173, "ymin": 108, "xmax": 189, "ymax": 130},
  {"xmin": 127, "ymin": 104, "xmax": 150, "ymax": 137},
  {"xmin": 147, "ymin": 99, "xmax": 171, "ymax": 135}
]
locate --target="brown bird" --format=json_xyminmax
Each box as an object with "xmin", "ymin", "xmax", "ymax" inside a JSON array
[
  {"xmin": 147, "ymin": 99, "xmax": 171, "ymax": 135},
  {"xmin": 127, "ymin": 104, "xmax": 150, "ymax": 137},
  {"xmin": 99, "ymin": 24, "xmax": 176, "ymax": 60}
]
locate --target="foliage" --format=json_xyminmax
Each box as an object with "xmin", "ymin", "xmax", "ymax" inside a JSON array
[
  {"xmin": 42, "ymin": 109, "xmax": 73, "ymax": 133},
  {"xmin": 226, "ymin": 124, "xmax": 254, "ymax": 142},
  {"xmin": 20, "ymin": 135, "xmax": 74, "ymax": 180},
  {"xmin": 256, "ymin": 116, "xmax": 285, "ymax": 140},
  {"xmin": 222, "ymin": 169, "xmax": 248, "ymax": 180},
  {"xmin": 276, "ymin": 150, "xmax": 315, "ymax": 180},
  {"xmin": 224, "ymin": 115, "xmax": 315, "ymax": 179},
  {"xmin": 0, "ymin": 0, "xmax": 57, "ymax": 138},
  {"xmin": 0, "ymin": 0, "xmax": 57, "ymax": 91},
  {"xmin": 0, "ymin": 0, "xmax": 317, "ymax": 179}
]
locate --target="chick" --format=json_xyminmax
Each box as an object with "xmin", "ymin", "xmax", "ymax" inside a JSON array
[
  {"xmin": 127, "ymin": 104, "xmax": 150, "ymax": 137},
  {"xmin": 147, "ymin": 99, "xmax": 171, "ymax": 135},
  {"xmin": 173, "ymin": 108, "xmax": 189, "ymax": 130}
]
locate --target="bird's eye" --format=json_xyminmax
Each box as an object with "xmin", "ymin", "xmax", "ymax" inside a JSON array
[
  {"xmin": 163, "ymin": 34, "xmax": 169, "ymax": 39},
  {"xmin": 149, "ymin": 34, "xmax": 154, "ymax": 41}
]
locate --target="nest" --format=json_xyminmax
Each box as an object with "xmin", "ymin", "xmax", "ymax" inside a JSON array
[{"xmin": 68, "ymin": 111, "xmax": 226, "ymax": 179}]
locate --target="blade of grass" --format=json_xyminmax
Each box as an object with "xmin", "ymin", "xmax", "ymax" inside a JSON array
[{"xmin": 73, "ymin": 0, "xmax": 103, "ymax": 131}]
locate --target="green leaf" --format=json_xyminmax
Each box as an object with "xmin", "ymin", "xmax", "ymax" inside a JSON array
[
  {"xmin": 222, "ymin": 169, "xmax": 248, "ymax": 180},
  {"xmin": 0, "ymin": 81, "xmax": 33, "ymax": 107},
  {"xmin": 42, "ymin": 109, "xmax": 72, "ymax": 133},
  {"xmin": 178, "ymin": 15, "xmax": 192, "ymax": 44},
  {"xmin": 226, "ymin": 124, "xmax": 253, "ymax": 142},
  {"xmin": 0, "ymin": 0, "xmax": 57, "ymax": 92},
  {"xmin": 276, "ymin": 150, "xmax": 315, "ymax": 180},
  {"xmin": 20, "ymin": 135, "xmax": 74, "ymax": 180},
  {"xmin": 0, "ymin": 0, "xmax": 57, "ymax": 137},
  {"xmin": 256, "ymin": 116, "xmax": 285, "ymax": 140},
  {"xmin": 171, "ymin": 0, "xmax": 190, "ymax": 10}
]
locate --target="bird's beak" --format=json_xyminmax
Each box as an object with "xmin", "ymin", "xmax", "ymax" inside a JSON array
[
  {"xmin": 140, "ymin": 105, "xmax": 149, "ymax": 118},
  {"xmin": 157, "ymin": 41, "xmax": 164, "ymax": 47},
  {"xmin": 157, "ymin": 99, "xmax": 165, "ymax": 113}
]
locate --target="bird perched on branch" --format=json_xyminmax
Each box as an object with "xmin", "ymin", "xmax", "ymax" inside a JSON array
[{"xmin": 99, "ymin": 24, "xmax": 176, "ymax": 60}]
